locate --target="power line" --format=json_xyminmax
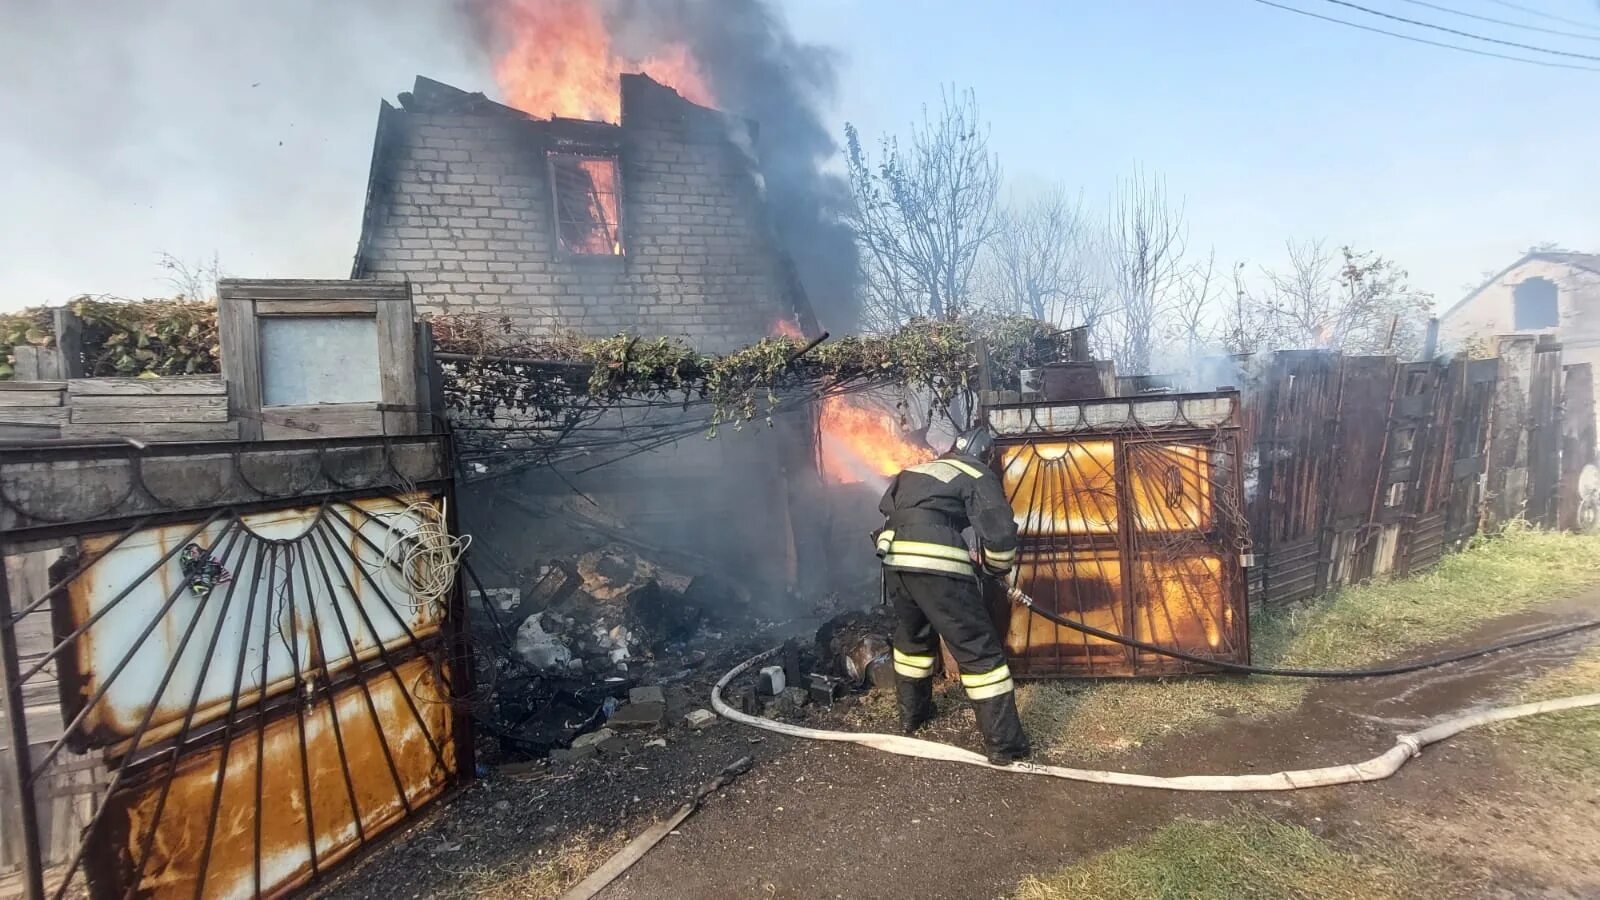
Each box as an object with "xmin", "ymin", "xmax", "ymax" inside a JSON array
[
  {"xmin": 1483, "ymin": 0, "xmax": 1600, "ymax": 32},
  {"xmin": 1316, "ymin": 0, "xmax": 1600, "ymax": 60},
  {"xmin": 1247, "ymin": 0, "xmax": 1600, "ymax": 69},
  {"xmin": 1392, "ymin": 0, "xmax": 1600, "ymax": 41}
]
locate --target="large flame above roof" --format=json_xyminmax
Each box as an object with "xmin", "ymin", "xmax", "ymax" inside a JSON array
[{"xmin": 482, "ymin": 0, "xmax": 714, "ymax": 122}]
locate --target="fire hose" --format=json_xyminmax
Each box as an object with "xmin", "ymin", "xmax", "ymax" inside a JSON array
[
  {"xmin": 710, "ymin": 581, "xmax": 1600, "ymax": 791},
  {"xmin": 999, "ymin": 582, "xmax": 1600, "ymax": 678}
]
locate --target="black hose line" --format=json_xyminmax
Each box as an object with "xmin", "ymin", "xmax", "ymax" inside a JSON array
[{"xmin": 1005, "ymin": 586, "xmax": 1600, "ymax": 679}]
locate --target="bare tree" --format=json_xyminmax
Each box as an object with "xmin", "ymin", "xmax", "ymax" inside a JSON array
[
  {"xmin": 1218, "ymin": 260, "xmax": 1268, "ymax": 356},
  {"xmin": 845, "ymin": 88, "xmax": 1001, "ymax": 331},
  {"xmin": 1253, "ymin": 241, "xmax": 1432, "ymax": 355},
  {"xmin": 157, "ymin": 250, "xmax": 223, "ymax": 300},
  {"xmin": 1165, "ymin": 249, "xmax": 1225, "ymax": 358},
  {"xmin": 983, "ymin": 185, "xmax": 1107, "ymax": 328},
  {"xmin": 1104, "ymin": 167, "xmax": 1187, "ymax": 373}
]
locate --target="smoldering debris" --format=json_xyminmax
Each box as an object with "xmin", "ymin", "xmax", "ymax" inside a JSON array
[
  {"xmin": 467, "ymin": 542, "xmax": 796, "ymax": 761},
  {"xmin": 465, "ymin": 538, "xmax": 902, "ymax": 762}
]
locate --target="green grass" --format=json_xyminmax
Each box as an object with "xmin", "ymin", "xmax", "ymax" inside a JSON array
[
  {"xmin": 1019, "ymin": 527, "xmax": 1600, "ymax": 759},
  {"xmin": 1013, "ymin": 814, "xmax": 1444, "ymax": 900},
  {"xmin": 1489, "ymin": 644, "xmax": 1600, "ymax": 782}
]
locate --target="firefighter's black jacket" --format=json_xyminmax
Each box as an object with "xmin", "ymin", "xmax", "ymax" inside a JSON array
[{"xmin": 874, "ymin": 451, "xmax": 1020, "ymax": 578}]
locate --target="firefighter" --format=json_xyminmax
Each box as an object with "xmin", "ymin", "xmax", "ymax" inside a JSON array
[{"xmin": 872, "ymin": 424, "xmax": 1030, "ymax": 765}]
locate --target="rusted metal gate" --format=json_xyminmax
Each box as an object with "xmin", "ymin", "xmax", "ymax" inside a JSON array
[
  {"xmin": 986, "ymin": 392, "xmax": 1250, "ymax": 678},
  {"xmin": 0, "ymin": 436, "xmax": 470, "ymax": 900}
]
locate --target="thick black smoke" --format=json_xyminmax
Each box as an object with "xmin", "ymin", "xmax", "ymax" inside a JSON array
[
  {"xmin": 461, "ymin": 0, "xmax": 861, "ymax": 333},
  {"xmin": 619, "ymin": 0, "xmax": 861, "ymax": 334}
]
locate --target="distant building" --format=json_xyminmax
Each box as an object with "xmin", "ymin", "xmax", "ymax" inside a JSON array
[{"xmin": 1439, "ymin": 250, "xmax": 1600, "ymax": 370}]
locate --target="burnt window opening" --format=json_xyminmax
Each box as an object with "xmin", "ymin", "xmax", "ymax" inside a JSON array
[
  {"xmin": 550, "ymin": 153, "xmax": 623, "ymax": 256},
  {"xmin": 1513, "ymin": 277, "xmax": 1559, "ymax": 330},
  {"xmin": 1384, "ymin": 481, "xmax": 1408, "ymax": 509}
]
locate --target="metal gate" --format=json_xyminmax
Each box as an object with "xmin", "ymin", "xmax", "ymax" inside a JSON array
[
  {"xmin": 986, "ymin": 392, "xmax": 1250, "ymax": 677},
  {"xmin": 0, "ymin": 435, "xmax": 471, "ymax": 899}
]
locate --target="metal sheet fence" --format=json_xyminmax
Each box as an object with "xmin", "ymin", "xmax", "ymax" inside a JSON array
[
  {"xmin": 1243, "ymin": 343, "xmax": 1595, "ymax": 609},
  {"xmin": 0, "ymin": 436, "xmax": 470, "ymax": 900}
]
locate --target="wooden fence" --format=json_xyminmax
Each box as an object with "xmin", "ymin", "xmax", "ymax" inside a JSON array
[{"xmin": 1236, "ymin": 337, "xmax": 1595, "ymax": 608}]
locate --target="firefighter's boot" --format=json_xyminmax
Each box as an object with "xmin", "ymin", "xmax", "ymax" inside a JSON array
[
  {"xmin": 973, "ymin": 692, "xmax": 1031, "ymax": 766},
  {"xmin": 896, "ymin": 678, "xmax": 936, "ymax": 735}
]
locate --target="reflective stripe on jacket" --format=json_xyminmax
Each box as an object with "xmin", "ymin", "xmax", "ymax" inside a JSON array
[{"xmin": 874, "ymin": 451, "xmax": 1020, "ymax": 580}]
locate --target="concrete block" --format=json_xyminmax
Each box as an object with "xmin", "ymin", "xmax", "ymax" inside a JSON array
[
  {"xmin": 609, "ymin": 700, "xmax": 666, "ymax": 730},
  {"xmin": 629, "ymin": 685, "xmax": 666, "ymax": 706}
]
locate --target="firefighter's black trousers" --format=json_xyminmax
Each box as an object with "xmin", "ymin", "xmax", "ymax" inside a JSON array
[{"xmin": 886, "ymin": 569, "xmax": 1029, "ymax": 758}]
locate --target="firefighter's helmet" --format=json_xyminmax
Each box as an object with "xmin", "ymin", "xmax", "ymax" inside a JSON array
[{"xmin": 951, "ymin": 424, "xmax": 995, "ymax": 460}]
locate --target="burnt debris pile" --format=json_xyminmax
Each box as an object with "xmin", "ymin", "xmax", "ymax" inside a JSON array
[
  {"xmin": 465, "ymin": 545, "xmax": 763, "ymax": 757},
  {"xmin": 463, "ymin": 541, "xmax": 901, "ymax": 763}
]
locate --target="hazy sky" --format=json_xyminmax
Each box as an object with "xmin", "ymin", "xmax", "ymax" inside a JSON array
[{"xmin": 3, "ymin": 0, "xmax": 1598, "ymax": 312}]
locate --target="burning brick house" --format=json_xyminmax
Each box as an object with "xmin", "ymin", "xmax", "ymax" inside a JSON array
[
  {"xmin": 351, "ymin": 74, "xmax": 815, "ymax": 349},
  {"xmin": 349, "ymin": 74, "xmax": 830, "ymax": 615}
]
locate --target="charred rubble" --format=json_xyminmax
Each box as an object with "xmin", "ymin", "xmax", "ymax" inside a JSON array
[{"xmin": 464, "ymin": 539, "xmax": 899, "ymax": 763}]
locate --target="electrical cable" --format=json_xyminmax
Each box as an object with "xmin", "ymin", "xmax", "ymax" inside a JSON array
[
  {"xmin": 1002, "ymin": 582, "xmax": 1600, "ymax": 678},
  {"xmin": 1484, "ymin": 0, "xmax": 1600, "ymax": 32},
  {"xmin": 1391, "ymin": 0, "xmax": 1600, "ymax": 41},
  {"xmin": 355, "ymin": 497, "xmax": 472, "ymax": 614},
  {"xmin": 1247, "ymin": 0, "xmax": 1600, "ymax": 70},
  {"xmin": 1315, "ymin": 0, "xmax": 1600, "ymax": 60}
]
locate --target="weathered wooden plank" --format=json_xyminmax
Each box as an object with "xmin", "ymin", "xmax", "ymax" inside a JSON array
[
  {"xmin": 52, "ymin": 307, "xmax": 84, "ymax": 378},
  {"xmin": 219, "ymin": 297, "xmax": 263, "ymax": 440},
  {"xmin": 0, "ymin": 407, "xmax": 70, "ymax": 425},
  {"xmin": 60, "ymin": 421, "xmax": 241, "ymax": 442},
  {"xmin": 70, "ymin": 394, "xmax": 227, "ymax": 410},
  {"xmin": 0, "ymin": 423, "xmax": 61, "ymax": 440},
  {"xmin": 375, "ymin": 296, "xmax": 418, "ymax": 435},
  {"xmin": 11, "ymin": 346, "xmax": 63, "ymax": 381},
  {"xmin": 69, "ymin": 403, "xmax": 231, "ymax": 424},
  {"xmin": 260, "ymin": 405, "xmax": 384, "ymax": 439},
  {"xmin": 0, "ymin": 390, "xmax": 64, "ymax": 407},
  {"xmin": 416, "ymin": 321, "xmax": 442, "ymax": 432},
  {"xmin": 256, "ymin": 299, "xmax": 377, "ymax": 316},
  {"xmin": 0, "ymin": 380, "xmax": 66, "ymax": 391},
  {"xmin": 67, "ymin": 376, "xmax": 226, "ymax": 396},
  {"xmin": 218, "ymin": 279, "xmax": 410, "ymax": 302}
]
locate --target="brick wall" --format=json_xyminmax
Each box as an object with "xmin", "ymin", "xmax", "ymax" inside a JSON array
[{"xmin": 354, "ymin": 75, "xmax": 797, "ymax": 352}]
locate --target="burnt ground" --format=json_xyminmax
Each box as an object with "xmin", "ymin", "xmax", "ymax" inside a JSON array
[{"xmin": 313, "ymin": 592, "xmax": 1600, "ymax": 900}]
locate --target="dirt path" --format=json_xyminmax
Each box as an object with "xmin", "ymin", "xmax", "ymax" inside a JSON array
[
  {"xmin": 315, "ymin": 592, "xmax": 1600, "ymax": 900},
  {"xmin": 602, "ymin": 593, "xmax": 1600, "ymax": 899}
]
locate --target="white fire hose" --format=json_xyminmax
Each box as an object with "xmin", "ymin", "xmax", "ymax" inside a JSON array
[{"xmin": 711, "ymin": 646, "xmax": 1600, "ymax": 791}]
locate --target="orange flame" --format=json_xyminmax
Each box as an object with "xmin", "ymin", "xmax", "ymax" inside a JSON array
[
  {"xmin": 819, "ymin": 396, "xmax": 934, "ymax": 485},
  {"xmin": 770, "ymin": 317, "xmax": 804, "ymax": 340},
  {"xmin": 484, "ymin": 0, "xmax": 714, "ymax": 122}
]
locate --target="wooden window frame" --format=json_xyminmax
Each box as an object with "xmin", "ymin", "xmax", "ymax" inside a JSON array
[
  {"xmin": 547, "ymin": 151, "xmax": 626, "ymax": 259},
  {"xmin": 219, "ymin": 279, "xmax": 419, "ymax": 440}
]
